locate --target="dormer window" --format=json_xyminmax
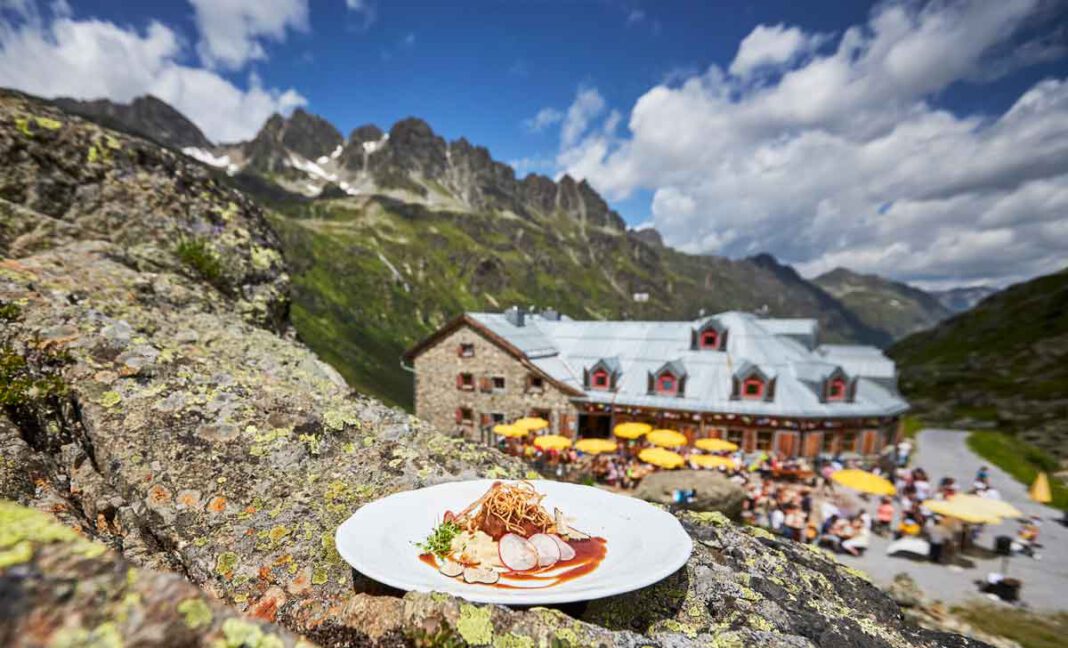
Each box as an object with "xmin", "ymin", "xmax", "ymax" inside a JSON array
[
  {"xmin": 657, "ymin": 372, "xmax": 678, "ymax": 396},
  {"xmin": 742, "ymin": 377, "xmax": 764, "ymax": 399},
  {"xmin": 692, "ymin": 319, "xmax": 727, "ymax": 351},
  {"xmin": 732, "ymin": 362, "xmax": 775, "ymax": 402},
  {"xmin": 822, "ymin": 368, "xmax": 852, "ymax": 403},
  {"xmin": 827, "ymin": 377, "xmax": 847, "ymax": 401},
  {"xmin": 700, "ymin": 329, "xmax": 719, "ymax": 349},
  {"xmin": 648, "ymin": 360, "xmax": 687, "ymax": 397},
  {"xmin": 591, "ymin": 369, "xmax": 610, "ymax": 390},
  {"xmin": 585, "ymin": 358, "xmax": 621, "ymax": 392}
]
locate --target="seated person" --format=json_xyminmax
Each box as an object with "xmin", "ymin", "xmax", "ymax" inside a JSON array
[
  {"xmin": 896, "ymin": 515, "xmax": 921, "ymax": 538},
  {"xmin": 874, "ymin": 497, "xmax": 894, "ymax": 535},
  {"xmin": 1012, "ymin": 518, "xmax": 1041, "ymax": 557},
  {"xmin": 842, "ymin": 519, "xmax": 870, "ymax": 556}
]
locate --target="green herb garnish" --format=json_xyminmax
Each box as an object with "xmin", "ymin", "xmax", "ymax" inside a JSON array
[{"xmin": 416, "ymin": 520, "xmax": 461, "ymax": 558}]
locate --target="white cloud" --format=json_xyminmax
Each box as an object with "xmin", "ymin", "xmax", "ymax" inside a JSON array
[
  {"xmin": 729, "ymin": 23, "xmax": 822, "ymax": 77},
  {"xmin": 556, "ymin": 0, "xmax": 1068, "ymax": 287},
  {"xmin": 561, "ymin": 87, "xmax": 606, "ymax": 148},
  {"xmin": 189, "ymin": 0, "xmax": 308, "ymax": 70},
  {"xmin": 524, "ymin": 107, "xmax": 562, "ymax": 132},
  {"xmin": 344, "ymin": 0, "xmax": 376, "ymax": 30},
  {"xmin": 0, "ymin": 5, "xmax": 306, "ymax": 142}
]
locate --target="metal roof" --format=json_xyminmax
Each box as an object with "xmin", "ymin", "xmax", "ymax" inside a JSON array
[{"xmin": 466, "ymin": 311, "xmax": 908, "ymax": 418}]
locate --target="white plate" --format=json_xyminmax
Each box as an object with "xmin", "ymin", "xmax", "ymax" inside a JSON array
[{"xmin": 335, "ymin": 479, "xmax": 692, "ymax": 605}]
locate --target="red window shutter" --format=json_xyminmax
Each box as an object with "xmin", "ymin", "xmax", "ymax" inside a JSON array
[
  {"xmin": 456, "ymin": 373, "xmax": 462, "ymax": 389},
  {"xmin": 455, "ymin": 408, "xmax": 463, "ymax": 424}
]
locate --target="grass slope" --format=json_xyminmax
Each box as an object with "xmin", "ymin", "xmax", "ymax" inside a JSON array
[
  {"xmin": 966, "ymin": 430, "xmax": 1067, "ymax": 510},
  {"xmin": 890, "ymin": 267, "xmax": 1068, "ymax": 458},
  {"xmin": 951, "ymin": 603, "xmax": 1068, "ymax": 648}
]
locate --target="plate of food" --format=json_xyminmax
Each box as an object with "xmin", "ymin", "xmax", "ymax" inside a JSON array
[{"xmin": 335, "ymin": 479, "xmax": 692, "ymax": 605}]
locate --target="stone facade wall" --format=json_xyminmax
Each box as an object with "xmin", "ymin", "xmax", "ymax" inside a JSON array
[{"xmin": 413, "ymin": 324, "xmax": 576, "ymax": 441}]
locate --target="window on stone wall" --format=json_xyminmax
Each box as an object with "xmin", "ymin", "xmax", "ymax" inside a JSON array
[
  {"xmin": 457, "ymin": 373, "xmax": 474, "ymax": 391},
  {"xmin": 455, "ymin": 407, "xmax": 473, "ymax": 425},
  {"xmin": 492, "ymin": 376, "xmax": 506, "ymax": 392},
  {"xmin": 527, "ymin": 375, "xmax": 544, "ymax": 393},
  {"xmin": 459, "ymin": 343, "xmax": 475, "ymax": 358}
]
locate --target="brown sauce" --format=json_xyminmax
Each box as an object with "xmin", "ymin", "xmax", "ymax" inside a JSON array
[{"xmin": 420, "ymin": 537, "xmax": 608, "ymax": 590}]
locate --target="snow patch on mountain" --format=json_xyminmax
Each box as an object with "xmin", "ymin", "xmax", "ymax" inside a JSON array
[{"xmin": 182, "ymin": 147, "xmax": 238, "ymax": 174}]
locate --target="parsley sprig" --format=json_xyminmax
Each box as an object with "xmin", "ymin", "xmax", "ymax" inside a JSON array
[{"xmin": 416, "ymin": 520, "xmax": 461, "ymax": 558}]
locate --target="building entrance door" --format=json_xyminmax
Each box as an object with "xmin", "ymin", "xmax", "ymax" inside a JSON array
[
  {"xmin": 577, "ymin": 414, "xmax": 611, "ymax": 438},
  {"xmin": 776, "ymin": 432, "xmax": 798, "ymax": 457}
]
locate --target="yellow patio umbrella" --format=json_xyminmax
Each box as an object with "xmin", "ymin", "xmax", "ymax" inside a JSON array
[
  {"xmin": 614, "ymin": 422, "xmax": 652, "ymax": 439},
  {"xmin": 574, "ymin": 438, "xmax": 618, "ymax": 455},
  {"xmin": 533, "ymin": 434, "xmax": 572, "ymax": 451},
  {"xmin": 493, "ymin": 424, "xmax": 527, "ymax": 438},
  {"xmin": 946, "ymin": 494, "xmax": 1022, "ymax": 520},
  {"xmin": 695, "ymin": 438, "xmax": 738, "ymax": 452},
  {"xmin": 690, "ymin": 455, "xmax": 736, "ymax": 470},
  {"xmin": 514, "ymin": 416, "xmax": 550, "ymax": 432},
  {"xmin": 831, "ymin": 469, "xmax": 896, "ymax": 496},
  {"xmin": 638, "ymin": 447, "xmax": 685, "ymax": 469},
  {"xmin": 647, "ymin": 429, "xmax": 688, "ymax": 448},
  {"xmin": 923, "ymin": 498, "xmax": 1004, "ymax": 525},
  {"xmin": 1030, "ymin": 472, "xmax": 1052, "ymax": 504}
]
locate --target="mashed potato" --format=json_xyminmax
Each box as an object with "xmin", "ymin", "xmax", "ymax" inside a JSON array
[{"xmin": 450, "ymin": 530, "xmax": 504, "ymax": 569}]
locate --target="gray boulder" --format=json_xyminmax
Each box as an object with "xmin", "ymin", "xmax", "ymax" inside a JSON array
[{"xmin": 635, "ymin": 469, "xmax": 747, "ymax": 517}]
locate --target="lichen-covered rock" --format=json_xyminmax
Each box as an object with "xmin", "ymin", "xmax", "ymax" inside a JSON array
[
  {"xmin": 0, "ymin": 90, "xmax": 990, "ymax": 647},
  {"xmin": 0, "ymin": 501, "xmax": 309, "ymax": 647},
  {"xmin": 0, "ymin": 89, "xmax": 289, "ymax": 332}
]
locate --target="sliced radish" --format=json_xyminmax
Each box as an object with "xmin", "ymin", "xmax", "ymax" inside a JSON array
[
  {"xmin": 498, "ymin": 533, "xmax": 538, "ymax": 571},
  {"xmin": 439, "ymin": 559, "xmax": 464, "ymax": 577},
  {"xmin": 528, "ymin": 533, "xmax": 561, "ymax": 567},
  {"xmin": 548, "ymin": 534, "xmax": 576, "ymax": 561}
]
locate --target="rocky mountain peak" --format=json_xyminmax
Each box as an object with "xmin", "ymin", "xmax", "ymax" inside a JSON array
[
  {"xmin": 631, "ymin": 227, "xmax": 664, "ymax": 247},
  {"xmin": 51, "ymin": 93, "xmax": 212, "ymax": 150},
  {"xmin": 348, "ymin": 123, "xmax": 384, "ymax": 145},
  {"xmin": 282, "ymin": 107, "xmax": 343, "ymax": 160},
  {"xmin": 241, "ymin": 108, "xmax": 342, "ymax": 176}
]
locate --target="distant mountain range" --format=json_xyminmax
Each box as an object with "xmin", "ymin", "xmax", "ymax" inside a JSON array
[
  {"xmin": 931, "ymin": 285, "xmax": 999, "ymax": 313},
  {"xmin": 890, "ymin": 267, "xmax": 1068, "ymax": 458},
  {"xmin": 45, "ymin": 93, "xmax": 999, "ymax": 407},
  {"xmin": 814, "ymin": 267, "xmax": 953, "ymax": 340}
]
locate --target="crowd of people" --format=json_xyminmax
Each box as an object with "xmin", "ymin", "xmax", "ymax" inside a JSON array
[
  {"xmin": 498, "ymin": 433, "xmax": 1044, "ymax": 565},
  {"xmin": 737, "ymin": 453, "xmax": 1044, "ymax": 564}
]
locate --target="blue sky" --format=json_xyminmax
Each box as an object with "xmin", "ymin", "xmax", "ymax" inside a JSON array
[{"xmin": 1, "ymin": 1, "xmax": 1066, "ymax": 288}]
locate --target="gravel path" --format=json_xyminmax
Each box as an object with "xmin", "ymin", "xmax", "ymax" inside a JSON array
[{"xmin": 834, "ymin": 428, "xmax": 1068, "ymax": 612}]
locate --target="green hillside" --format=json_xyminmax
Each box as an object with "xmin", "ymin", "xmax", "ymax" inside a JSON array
[
  {"xmin": 269, "ymin": 195, "xmax": 885, "ymax": 408},
  {"xmin": 890, "ymin": 267, "xmax": 1068, "ymax": 458}
]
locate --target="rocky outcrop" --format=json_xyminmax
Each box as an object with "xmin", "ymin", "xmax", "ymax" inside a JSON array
[
  {"xmin": 52, "ymin": 94, "xmax": 213, "ymax": 150},
  {"xmin": 0, "ymin": 502, "xmax": 308, "ymax": 648},
  {"xmin": 634, "ymin": 470, "xmax": 746, "ymax": 518},
  {"xmin": 631, "ymin": 227, "xmax": 665, "ymax": 248},
  {"xmin": 0, "ymin": 90, "xmax": 989, "ymax": 647}
]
